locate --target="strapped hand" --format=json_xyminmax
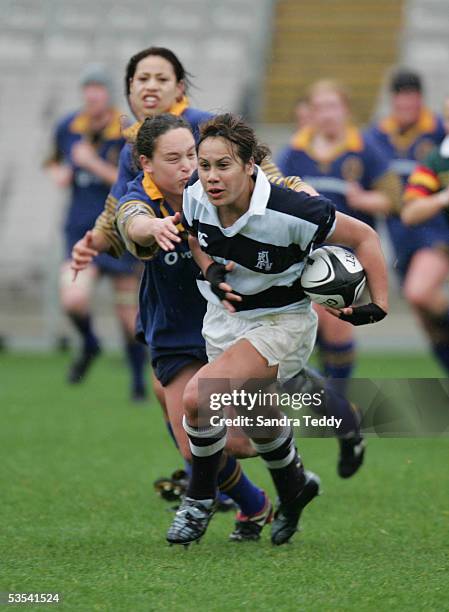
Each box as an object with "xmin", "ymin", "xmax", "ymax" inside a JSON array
[
  {"xmin": 336, "ymin": 303, "xmax": 387, "ymax": 326},
  {"xmin": 205, "ymin": 261, "xmax": 242, "ymax": 313}
]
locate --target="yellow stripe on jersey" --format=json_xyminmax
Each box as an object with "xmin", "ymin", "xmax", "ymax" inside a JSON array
[
  {"xmin": 69, "ymin": 108, "xmax": 123, "ymax": 140},
  {"xmin": 116, "ymin": 200, "xmax": 159, "ymax": 260},
  {"xmin": 142, "ymin": 172, "xmax": 164, "ymax": 200},
  {"xmin": 408, "ymin": 168, "xmax": 440, "ymax": 192},
  {"xmin": 122, "ymin": 121, "xmax": 141, "ymax": 142},
  {"xmin": 403, "ymin": 185, "xmax": 431, "ymax": 201},
  {"xmin": 160, "ymin": 202, "xmax": 186, "ymax": 235},
  {"xmin": 378, "ymin": 108, "xmax": 437, "ymax": 152},
  {"xmin": 121, "ymin": 97, "xmax": 190, "ymax": 142},
  {"xmin": 260, "ymin": 156, "xmax": 284, "ymax": 182},
  {"xmin": 291, "ymin": 125, "xmax": 363, "ymax": 158},
  {"xmin": 94, "ymin": 193, "xmax": 125, "ymax": 258}
]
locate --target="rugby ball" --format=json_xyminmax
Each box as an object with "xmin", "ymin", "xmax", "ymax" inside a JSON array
[{"xmin": 300, "ymin": 246, "xmax": 366, "ymax": 308}]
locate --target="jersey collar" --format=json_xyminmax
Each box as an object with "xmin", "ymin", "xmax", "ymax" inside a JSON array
[
  {"xmin": 69, "ymin": 108, "xmax": 122, "ymax": 139},
  {"xmin": 379, "ymin": 107, "xmax": 436, "ymax": 137},
  {"xmin": 122, "ymin": 96, "xmax": 190, "ymax": 141},
  {"xmin": 291, "ymin": 125, "xmax": 363, "ymax": 160},
  {"xmin": 142, "ymin": 172, "xmax": 163, "ymax": 201},
  {"xmin": 142, "ymin": 172, "xmax": 186, "ymax": 233}
]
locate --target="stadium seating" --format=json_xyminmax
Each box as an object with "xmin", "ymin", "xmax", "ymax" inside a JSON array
[
  {"xmin": 263, "ymin": 0, "xmax": 404, "ymax": 124},
  {"xmin": 0, "ymin": 0, "xmax": 272, "ymax": 347}
]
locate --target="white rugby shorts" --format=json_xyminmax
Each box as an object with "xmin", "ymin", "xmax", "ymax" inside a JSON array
[{"xmin": 202, "ymin": 303, "xmax": 318, "ymax": 380}]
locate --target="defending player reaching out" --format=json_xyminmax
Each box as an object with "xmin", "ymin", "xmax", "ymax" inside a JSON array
[
  {"xmin": 166, "ymin": 113, "xmax": 388, "ymax": 546},
  {"xmin": 115, "ymin": 114, "xmax": 275, "ymax": 541},
  {"xmin": 71, "ymin": 46, "xmax": 316, "ymax": 502}
]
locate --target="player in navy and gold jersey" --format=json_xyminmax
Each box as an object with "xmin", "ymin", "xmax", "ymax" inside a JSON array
[
  {"xmin": 365, "ymin": 69, "xmax": 446, "ymax": 278},
  {"xmin": 400, "ymin": 95, "xmax": 449, "ymax": 373},
  {"xmin": 366, "ymin": 70, "xmax": 449, "ymax": 373},
  {"xmin": 278, "ymin": 80, "xmax": 400, "ymax": 391},
  {"xmin": 116, "ymin": 114, "xmax": 278, "ymax": 541},
  {"xmin": 46, "ymin": 64, "xmax": 147, "ymax": 399},
  {"xmin": 85, "ymin": 47, "xmax": 213, "ymax": 261},
  {"xmin": 70, "ymin": 47, "xmax": 309, "ymax": 510}
]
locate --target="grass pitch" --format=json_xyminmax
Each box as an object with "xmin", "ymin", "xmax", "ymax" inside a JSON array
[{"xmin": 1, "ymin": 352, "xmax": 448, "ymax": 611}]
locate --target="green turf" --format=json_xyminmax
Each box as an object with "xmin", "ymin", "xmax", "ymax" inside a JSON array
[{"xmin": 1, "ymin": 353, "xmax": 448, "ymax": 611}]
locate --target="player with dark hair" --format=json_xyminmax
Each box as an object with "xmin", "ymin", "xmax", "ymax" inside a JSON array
[
  {"xmin": 45, "ymin": 64, "xmax": 147, "ymax": 400},
  {"xmin": 115, "ymin": 113, "xmax": 277, "ymax": 541},
  {"xmin": 70, "ymin": 46, "xmax": 304, "ymax": 505},
  {"xmin": 401, "ymin": 95, "xmax": 449, "ymax": 366},
  {"xmin": 166, "ymin": 113, "xmax": 388, "ymax": 546},
  {"xmin": 365, "ymin": 70, "xmax": 449, "ymax": 373}
]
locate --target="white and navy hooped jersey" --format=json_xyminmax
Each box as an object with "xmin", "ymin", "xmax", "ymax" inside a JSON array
[{"xmin": 183, "ymin": 167, "xmax": 336, "ymax": 318}]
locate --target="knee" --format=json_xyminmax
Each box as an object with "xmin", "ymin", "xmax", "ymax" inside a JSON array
[
  {"xmin": 403, "ymin": 282, "xmax": 428, "ymax": 311},
  {"xmin": 61, "ymin": 289, "xmax": 88, "ymax": 315},
  {"xmin": 182, "ymin": 378, "xmax": 199, "ymax": 421}
]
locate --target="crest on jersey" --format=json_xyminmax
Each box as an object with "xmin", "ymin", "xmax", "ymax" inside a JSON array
[
  {"xmin": 255, "ymin": 250, "xmax": 272, "ymax": 271},
  {"xmin": 198, "ymin": 232, "xmax": 208, "ymax": 248},
  {"xmin": 342, "ymin": 155, "xmax": 364, "ymax": 182}
]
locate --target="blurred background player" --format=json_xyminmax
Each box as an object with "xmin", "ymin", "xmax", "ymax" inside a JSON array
[
  {"xmin": 277, "ymin": 80, "xmax": 400, "ymax": 391},
  {"xmin": 45, "ymin": 63, "xmax": 147, "ymax": 400},
  {"xmin": 293, "ymin": 96, "xmax": 311, "ymax": 132},
  {"xmin": 365, "ymin": 70, "xmax": 449, "ymax": 374},
  {"xmin": 401, "ymin": 94, "xmax": 449, "ymax": 367}
]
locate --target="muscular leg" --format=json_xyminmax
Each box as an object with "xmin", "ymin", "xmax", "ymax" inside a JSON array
[
  {"xmin": 112, "ymin": 274, "xmax": 147, "ymax": 400},
  {"xmin": 403, "ymin": 248, "xmax": 449, "ymax": 373},
  {"xmin": 60, "ymin": 261, "xmax": 101, "ymax": 382},
  {"xmin": 182, "ymin": 339, "xmax": 306, "ymax": 503}
]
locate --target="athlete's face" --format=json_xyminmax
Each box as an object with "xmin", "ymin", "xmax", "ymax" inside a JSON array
[
  {"xmin": 198, "ymin": 137, "xmax": 254, "ymax": 209},
  {"xmin": 129, "ymin": 56, "xmax": 184, "ymax": 121},
  {"xmin": 392, "ymin": 91, "xmax": 422, "ymax": 129},
  {"xmin": 82, "ymin": 84, "xmax": 110, "ymax": 118},
  {"xmin": 443, "ymin": 98, "xmax": 449, "ymax": 134},
  {"xmin": 140, "ymin": 128, "xmax": 196, "ymax": 198},
  {"xmin": 310, "ymin": 90, "xmax": 348, "ymax": 137},
  {"xmin": 294, "ymin": 100, "xmax": 311, "ymax": 131}
]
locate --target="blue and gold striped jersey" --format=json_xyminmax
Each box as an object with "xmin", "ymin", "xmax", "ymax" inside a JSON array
[
  {"xmin": 116, "ymin": 172, "xmax": 205, "ymax": 357},
  {"xmin": 94, "ymin": 98, "xmax": 213, "ymax": 256},
  {"xmin": 51, "ymin": 108, "xmax": 124, "ymax": 237},
  {"xmin": 364, "ymin": 107, "xmax": 445, "ymax": 184},
  {"xmin": 278, "ymin": 125, "xmax": 396, "ymax": 228}
]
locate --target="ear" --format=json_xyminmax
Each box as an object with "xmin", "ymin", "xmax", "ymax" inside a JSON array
[
  {"xmin": 139, "ymin": 154, "xmax": 153, "ymax": 174},
  {"xmin": 175, "ymin": 79, "xmax": 186, "ymax": 103},
  {"xmin": 245, "ymin": 157, "xmax": 255, "ymax": 176}
]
